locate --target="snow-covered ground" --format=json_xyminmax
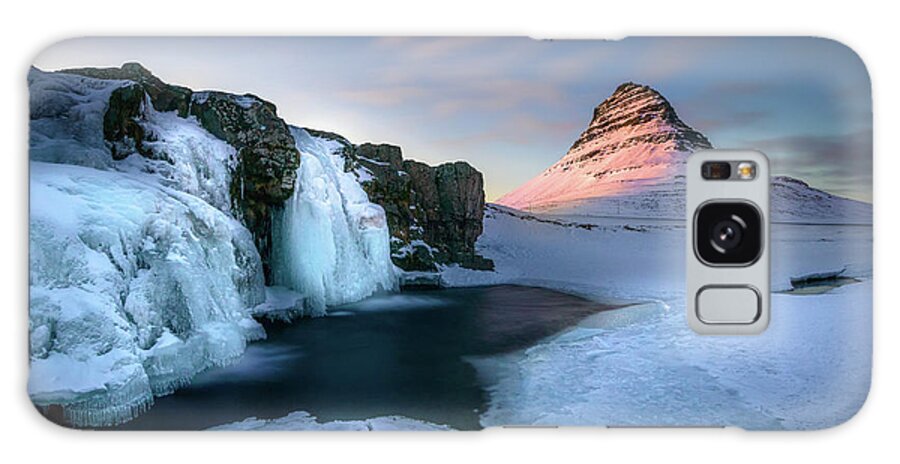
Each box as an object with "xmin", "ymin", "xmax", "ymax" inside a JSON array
[
  {"xmin": 522, "ymin": 176, "xmax": 873, "ymax": 226},
  {"xmin": 210, "ymin": 411, "xmax": 451, "ymax": 431},
  {"xmin": 445, "ymin": 204, "xmax": 872, "ymax": 429}
]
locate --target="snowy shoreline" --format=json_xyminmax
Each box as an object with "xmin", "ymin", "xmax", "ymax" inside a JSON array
[{"xmin": 436, "ymin": 203, "xmax": 872, "ymax": 430}]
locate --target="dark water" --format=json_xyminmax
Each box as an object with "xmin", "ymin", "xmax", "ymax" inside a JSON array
[{"xmin": 120, "ymin": 285, "xmax": 616, "ymax": 430}]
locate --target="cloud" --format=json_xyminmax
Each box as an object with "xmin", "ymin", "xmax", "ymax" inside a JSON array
[
  {"xmin": 336, "ymin": 86, "xmax": 428, "ymax": 106},
  {"xmin": 431, "ymin": 114, "xmax": 582, "ymax": 150},
  {"xmin": 691, "ymin": 110, "xmax": 771, "ymax": 132},
  {"xmin": 428, "ymin": 79, "xmax": 566, "ymax": 117},
  {"xmin": 370, "ymin": 37, "xmax": 489, "ymax": 61},
  {"xmin": 742, "ymin": 129, "xmax": 873, "ymax": 201},
  {"xmin": 672, "ymin": 81, "xmax": 775, "ymax": 133}
]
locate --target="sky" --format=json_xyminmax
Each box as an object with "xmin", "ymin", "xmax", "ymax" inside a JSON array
[{"xmin": 33, "ymin": 37, "xmax": 872, "ymax": 202}]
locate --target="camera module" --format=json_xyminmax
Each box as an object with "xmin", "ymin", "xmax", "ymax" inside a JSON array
[{"xmin": 694, "ymin": 202, "xmax": 762, "ymax": 265}]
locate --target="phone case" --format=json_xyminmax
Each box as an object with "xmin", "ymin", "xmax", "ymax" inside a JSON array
[{"xmin": 27, "ymin": 37, "xmax": 872, "ymax": 430}]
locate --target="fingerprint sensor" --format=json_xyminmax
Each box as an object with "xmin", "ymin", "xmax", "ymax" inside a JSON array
[{"xmin": 696, "ymin": 286, "xmax": 761, "ymax": 324}]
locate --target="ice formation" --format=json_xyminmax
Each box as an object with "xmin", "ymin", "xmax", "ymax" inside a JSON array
[
  {"xmin": 29, "ymin": 163, "xmax": 265, "ymax": 427},
  {"xmin": 270, "ymin": 128, "xmax": 397, "ymax": 315},
  {"xmin": 28, "ymin": 69, "xmax": 265, "ymax": 427}
]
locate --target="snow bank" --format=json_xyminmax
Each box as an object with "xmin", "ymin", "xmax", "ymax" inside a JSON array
[
  {"xmin": 516, "ymin": 176, "xmax": 872, "ymax": 226},
  {"xmin": 209, "ymin": 411, "xmax": 451, "ymax": 431},
  {"xmin": 470, "ymin": 281, "xmax": 871, "ymax": 429},
  {"xmin": 270, "ymin": 128, "xmax": 397, "ymax": 315},
  {"xmin": 447, "ymin": 205, "xmax": 872, "ymax": 297},
  {"xmin": 29, "ymin": 68, "xmax": 127, "ymax": 169}
]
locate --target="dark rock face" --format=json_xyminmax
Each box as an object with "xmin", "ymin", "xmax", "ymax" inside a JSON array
[
  {"xmin": 569, "ymin": 82, "xmax": 712, "ymax": 159},
  {"xmin": 103, "ymin": 83, "xmax": 148, "ymax": 160},
  {"xmin": 354, "ymin": 143, "xmax": 413, "ymax": 239},
  {"xmin": 350, "ymin": 142, "xmax": 493, "ymax": 272},
  {"xmin": 189, "ymin": 92, "xmax": 300, "ymax": 277},
  {"xmin": 60, "ymin": 64, "xmax": 300, "ymax": 281},
  {"xmin": 414, "ymin": 161, "xmax": 492, "ymax": 269}
]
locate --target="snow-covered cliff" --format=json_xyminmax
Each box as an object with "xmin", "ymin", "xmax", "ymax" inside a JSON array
[{"xmin": 27, "ymin": 68, "xmax": 397, "ymax": 427}]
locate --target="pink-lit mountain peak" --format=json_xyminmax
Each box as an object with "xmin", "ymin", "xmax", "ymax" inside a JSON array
[{"xmin": 498, "ymin": 82, "xmax": 712, "ymax": 210}]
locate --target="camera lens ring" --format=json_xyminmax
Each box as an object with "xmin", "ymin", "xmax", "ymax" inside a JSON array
[{"xmin": 693, "ymin": 201, "xmax": 763, "ymax": 266}]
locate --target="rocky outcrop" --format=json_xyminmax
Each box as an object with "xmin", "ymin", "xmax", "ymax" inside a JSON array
[
  {"xmin": 59, "ymin": 64, "xmax": 300, "ymax": 280},
  {"xmin": 353, "ymin": 143, "xmax": 413, "ymax": 241},
  {"xmin": 189, "ymin": 92, "xmax": 300, "ymax": 277},
  {"xmin": 64, "ymin": 62, "xmax": 192, "ymax": 117},
  {"xmin": 344, "ymin": 141, "xmax": 493, "ymax": 272},
  {"xmin": 57, "ymin": 62, "xmax": 490, "ymax": 275},
  {"xmin": 406, "ymin": 160, "xmax": 492, "ymax": 269}
]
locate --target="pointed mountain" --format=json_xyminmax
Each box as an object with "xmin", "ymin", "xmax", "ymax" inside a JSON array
[
  {"xmin": 496, "ymin": 83, "xmax": 870, "ymax": 224},
  {"xmin": 498, "ymin": 82, "xmax": 711, "ymax": 210}
]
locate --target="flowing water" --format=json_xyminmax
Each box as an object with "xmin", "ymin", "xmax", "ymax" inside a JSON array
[{"xmin": 119, "ymin": 285, "xmax": 617, "ymax": 430}]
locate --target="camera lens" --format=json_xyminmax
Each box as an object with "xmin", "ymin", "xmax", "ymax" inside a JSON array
[
  {"xmin": 710, "ymin": 217, "xmax": 744, "ymax": 251},
  {"xmin": 701, "ymin": 161, "xmax": 732, "ymax": 180},
  {"xmin": 695, "ymin": 202, "xmax": 762, "ymax": 265}
]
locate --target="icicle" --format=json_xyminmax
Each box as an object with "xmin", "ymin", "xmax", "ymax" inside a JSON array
[{"xmin": 62, "ymin": 371, "xmax": 154, "ymax": 428}]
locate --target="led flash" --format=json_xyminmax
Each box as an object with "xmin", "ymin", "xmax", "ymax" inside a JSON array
[{"xmin": 737, "ymin": 162, "xmax": 756, "ymax": 180}]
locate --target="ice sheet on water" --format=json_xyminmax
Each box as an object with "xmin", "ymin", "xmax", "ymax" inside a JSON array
[
  {"xmin": 209, "ymin": 411, "xmax": 451, "ymax": 431},
  {"xmin": 270, "ymin": 128, "xmax": 397, "ymax": 315},
  {"xmin": 250, "ymin": 286, "xmax": 307, "ymax": 322}
]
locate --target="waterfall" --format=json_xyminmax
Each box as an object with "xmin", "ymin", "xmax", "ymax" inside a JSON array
[{"xmin": 271, "ymin": 128, "xmax": 397, "ymax": 315}]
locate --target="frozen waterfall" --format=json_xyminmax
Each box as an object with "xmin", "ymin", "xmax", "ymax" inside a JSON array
[
  {"xmin": 28, "ymin": 70, "xmax": 265, "ymax": 428},
  {"xmin": 28, "ymin": 69, "xmax": 397, "ymax": 428},
  {"xmin": 270, "ymin": 128, "xmax": 398, "ymax": 315}
]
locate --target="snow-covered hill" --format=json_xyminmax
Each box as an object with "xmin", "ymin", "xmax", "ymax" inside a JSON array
[{"xmin": 496, "ymin": 83, "xmax": 871, "ymax": 225}]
